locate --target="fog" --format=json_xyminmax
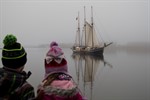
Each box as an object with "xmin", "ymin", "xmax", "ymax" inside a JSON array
[{"xmin": 0, "ymin": 0, "xmax": 149, "ymax": 46}]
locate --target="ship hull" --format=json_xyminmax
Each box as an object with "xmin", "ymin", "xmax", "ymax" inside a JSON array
[{"xmin": 71, "ymin": 46, "xmax": 104, "ymax": 56}]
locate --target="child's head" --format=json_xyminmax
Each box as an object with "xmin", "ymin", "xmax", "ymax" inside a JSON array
[
  {"xmin": 1, "ymin": 34, "xmax": 27, "ymax": 70},
  {"xmin": 44, "ymin": 41, "xmax": 68, "ymax": 77}
]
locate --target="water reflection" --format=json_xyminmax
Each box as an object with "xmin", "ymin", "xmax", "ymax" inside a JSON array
[{"xmin": 71, "ymin": 53, "xmax": 113, "ymax": 100}]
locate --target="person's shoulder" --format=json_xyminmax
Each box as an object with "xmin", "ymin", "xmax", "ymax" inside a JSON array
[
  {"xmin": 22, "ymin": 82, "xmax": 34, "ymax": 90},
  {"xmin": 19, "ymin": 82, "xmax": 35, "ymax": 98},
  {"xmin": 0, "ymin": 68, "xmax": 4, "ymax": 72}
]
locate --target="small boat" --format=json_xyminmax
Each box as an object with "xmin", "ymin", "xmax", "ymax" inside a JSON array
[{"xmin": 71, "ymin": 6, "xmax": 112, "ymax": 55}]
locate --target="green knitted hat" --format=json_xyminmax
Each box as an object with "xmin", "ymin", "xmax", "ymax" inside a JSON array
[{"xmin": 1, "ymin": 34, "xmax": 27, "ymax": 69}]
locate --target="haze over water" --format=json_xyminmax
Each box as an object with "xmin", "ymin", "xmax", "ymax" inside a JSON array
[{"xmin": 0, "ymin": 0, "xmax": 149, "ymax": 46}]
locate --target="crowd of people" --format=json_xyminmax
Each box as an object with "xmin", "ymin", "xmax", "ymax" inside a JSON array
[{"xmin": 0, "ymin": 34, "xmax": 87, "ymax": 100}]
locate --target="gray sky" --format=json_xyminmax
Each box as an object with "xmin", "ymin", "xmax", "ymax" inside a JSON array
[{"xmin": 0, "ymin": 0, "xmax": 149, "ymax": 46}]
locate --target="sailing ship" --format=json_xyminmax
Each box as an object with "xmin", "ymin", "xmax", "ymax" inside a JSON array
[
  {"xmin": 71, "ymin": 54, "xmax": 112, "ymax": 100},
  {"xmin": 71, "ymin": 6, "xmax": 112, "ymax": 55}
]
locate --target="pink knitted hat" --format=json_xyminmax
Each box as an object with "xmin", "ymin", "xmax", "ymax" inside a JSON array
[
  {"xmin": 50, "ymin": 41, "xmax": 58, "ymax": 48},
  {"xmin": 46, "ymin": 41, "xmax": 63, "ymax": 57},
  {"xmin": 45, "ymin": 42, "xmax": 68, "ymax": 76}
]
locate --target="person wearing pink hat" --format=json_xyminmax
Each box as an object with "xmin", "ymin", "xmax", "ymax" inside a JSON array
[{"xmin": 35, "ymin": 41, "xmax": 86, "ymax": 100}]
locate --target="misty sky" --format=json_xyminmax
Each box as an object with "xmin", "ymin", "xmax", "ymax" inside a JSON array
[{"xmin": 0, "ymin": 0, "xmax": 149, "ymax": 46}]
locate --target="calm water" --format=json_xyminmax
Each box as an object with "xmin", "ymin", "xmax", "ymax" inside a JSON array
[{"xmin": 0, "ymin": 46, "xmax": 150, "ymax": 100}]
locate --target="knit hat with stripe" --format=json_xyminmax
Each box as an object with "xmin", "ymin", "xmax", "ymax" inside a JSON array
[
  {"xmin": 1, "ymin": 34, "xmax": 27, "ymax": 69},
  {"xmin": 45, "ymin": 41, "xmax": 68, "ymax": 76}
]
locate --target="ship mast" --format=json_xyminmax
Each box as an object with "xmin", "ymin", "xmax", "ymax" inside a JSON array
[
  {"xmin": 84, "ymin": 6, "xmax": 86, "ymax": 47},
  {"xmin": 77, "ymin": 12, "xmax": 81, "ymax": 46},
  {"xmin": 91, "ymin": 6, "xmax": 94, "ymax": 47}
]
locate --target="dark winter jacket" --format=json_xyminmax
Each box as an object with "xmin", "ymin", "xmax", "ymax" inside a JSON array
[{"xmin": 0, "ymin": 67, "xmax": 35, "ymax": 100}]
